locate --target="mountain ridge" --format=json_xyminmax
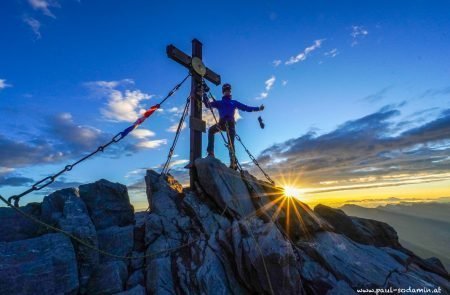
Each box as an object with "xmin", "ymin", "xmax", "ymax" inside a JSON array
[
  {"xmin": 340, "ymin": 203, "xmax": 450, "ymax": 273},
  {"xmin": 0, "ymin": 157, "xmax": 448, "ymax": 294}
]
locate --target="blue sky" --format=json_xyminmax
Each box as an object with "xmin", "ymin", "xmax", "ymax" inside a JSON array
[{"xmin": 1, "ymin": 0, "xmax": 449, "ymax": 208}]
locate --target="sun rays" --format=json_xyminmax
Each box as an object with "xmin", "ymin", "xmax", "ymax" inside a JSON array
[
  {"xmin": 283, "ymin": 186, "xmax": 304, "ymax": 199},
  {"xmin": 243, "ymin": 172, "xmax": 315, "ymax": 240}
]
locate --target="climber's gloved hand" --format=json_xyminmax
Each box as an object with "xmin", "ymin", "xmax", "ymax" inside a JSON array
[{"xmin": 259, "ymin": 104, "xmax": 265, "ymax": 111}]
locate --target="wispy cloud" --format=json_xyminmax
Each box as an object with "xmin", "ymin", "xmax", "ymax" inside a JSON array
[
  {"xmin": 47, "ymin": 112, "xmax": 109, "ymax": 151},
  {"xmin": 324, "ymin": 48, "xmax": 339, "ymax": 58},
  {"xmin": 0, "ymin": 167, "xmax": 15, "ymax": 176},
  {"xmin": 28, "ymin": 0, "xmax": 59, "ymax": 18},
  {"xmin": 272, "ymin": 59, "xmax": 282, "ymax": 67},
  {"xmin": 253, "ymin": 107, "xmax": 450, "ymax": 193},
  {"xmin": 167, "ymin": 106, "xmax": 183, "ymax": 114},
  {"xmin": 351, "ymin": 25, "xmax": 368, "ymax": 46},
  {"xmin": 0, "ymin": 135, "xmax": 61, "ymax": 169},
  {"xmin": 0, "ymin": 111, "xmax": 122, "ymax": 170},
  {"xmin": 135, "ymin": 139, "xmax": 167, "ymax": 149},
  {"xmin": 86, "ymin": 79, "xmax": 154, "ymax": 122},
  {"xmin": 282, "ymin": 80, "xmax": 288, "ymax": 86},
  {"xmin": 362, "ymin": 86, "xmax": 393, "ymax": 102},
  {"xmin": 23, "ymin": 16, "xmax": 42, "ymax": 39},
  {"xmin": 125, "ymin": 168, "xmax": 146, "ymax": 179},
  {"xmin": 102, "ymin": 90, "xmax": 152, "ymax": 122},
  {"xmin": 130, "ymin": 129, "xmax": 156, "ymax": 139},
  {"xmin": 285, "ymin": 39, "xmax": 325, "ymax": 65},
  {"xmin": 0, "ymin": 176, "xmax": 34, "ymax": 187},
  {"xmin": 256, "ymin": 75, "xmax": 276, "ymax": 100},
  {"xmin": 166, "ymin": 122, "xmax": 186, "ymax": 133},
  {"xmin": 0, "ymin": 79, "xmax": 12, "ymax": 90},
  {"xmin": 86, "ymin": 79, "xmax": 135, "ymax": 90},
  {"xmin": 419, "ymin": 86, "xmax": 450, "ymax": 99}
]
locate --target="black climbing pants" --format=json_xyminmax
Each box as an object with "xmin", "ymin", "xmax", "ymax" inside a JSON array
[{"xmin": 207, "ymin": 119, "xmax": 236, "ymax": 165}]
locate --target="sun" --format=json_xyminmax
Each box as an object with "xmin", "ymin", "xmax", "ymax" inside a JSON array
[{"xmin": 283, "ymin": 186, "xmax": 304, "ymax": 199}]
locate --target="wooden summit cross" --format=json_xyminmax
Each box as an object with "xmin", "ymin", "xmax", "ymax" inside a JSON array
[{"xmin": 166, "ymin": 39, "xmax": 221, "ymax": 188}]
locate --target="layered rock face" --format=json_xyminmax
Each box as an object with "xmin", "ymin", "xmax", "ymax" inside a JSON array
[{"xmin": 0, "ymin": 157, "xmax": 449, "ymax": 294}]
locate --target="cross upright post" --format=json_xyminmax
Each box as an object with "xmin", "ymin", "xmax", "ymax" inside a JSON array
[{"xmin": 166, "ymin": 39, "xmax": 221, "ymax": 188}]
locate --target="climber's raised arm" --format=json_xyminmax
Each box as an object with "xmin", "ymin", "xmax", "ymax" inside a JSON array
[{"xmin": 234, "ymin": 101, "xmax": 265, "ymax": 112}]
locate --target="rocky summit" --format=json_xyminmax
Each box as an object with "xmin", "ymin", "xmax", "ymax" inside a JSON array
[{"xmin": 0, "ymin": 156, "xmax": 449, "ymax": 294}]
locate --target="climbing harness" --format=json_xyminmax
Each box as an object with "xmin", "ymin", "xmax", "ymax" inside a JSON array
[{"xmin": 6, "ymin": 74, "xmax": 191, "ymax": 207}]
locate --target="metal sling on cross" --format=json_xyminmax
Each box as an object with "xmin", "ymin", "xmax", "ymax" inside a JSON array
[{"xmin": 166, "ymin": 39, "xmax": 221, "ymax": 188}]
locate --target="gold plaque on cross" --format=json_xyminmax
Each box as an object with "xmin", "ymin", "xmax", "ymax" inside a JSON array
[{"xmin": 191, "ymin": 57, "xmax": 207, "ymax": 77}]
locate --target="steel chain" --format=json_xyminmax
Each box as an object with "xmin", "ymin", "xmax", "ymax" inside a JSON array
[
  {"xmin": 234, "ymin": 134, "xmax": 275, "ymax": 185},
  {"xmin": 161, "ymin": 96, "xmax": 191, "ymax": 175},
  {"xmin": 203, "ymin": 81, "xmax": 275, "ymax": 186},
  {"xmin": 7, "ymin": 74, "xmax": 191, "ymax": 207}
]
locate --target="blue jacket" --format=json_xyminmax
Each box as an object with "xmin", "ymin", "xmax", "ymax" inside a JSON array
[{"xmin": 205, "ymin": 95, "xmax": 259, "ymax": 122}]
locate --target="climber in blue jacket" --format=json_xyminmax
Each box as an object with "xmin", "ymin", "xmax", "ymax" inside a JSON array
[{"xmin": 203, "ymin": 83, "xmax": 264, "ymax": 170}]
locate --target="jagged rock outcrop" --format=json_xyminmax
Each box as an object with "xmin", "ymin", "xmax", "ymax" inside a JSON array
[
  {"xmin": 0, "ymin": 157, "xmax": 449, "ymax": 294},
  {"xmin": 41, "ymin": 188, "xmax": 99, "ymax": 293},
  {"xmin": 0, "ymin": 233, "xmax": 79, "ymax": 295},
  {"xmin": 0, "ymin": 202, "xmax": 44, "ymax": 242},
  {"xmin": 79, "ymin": 179, "xmax": 135, "ymax": 230},
  {"xmin": 86, "ymin": 260, "xmax": 128, "ymax": 295},
  {"xmin": 195, "ymin": 156, "xmax": 257, "ymax": 219},
  {"xmin": 314, "ymin": 204, "xmax": 400, "ymax": 248}
]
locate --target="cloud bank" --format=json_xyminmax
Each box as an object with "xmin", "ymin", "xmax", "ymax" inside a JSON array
[{"xmin": 253, "ymin": 107, "xmax": 450, "ymax": 192}]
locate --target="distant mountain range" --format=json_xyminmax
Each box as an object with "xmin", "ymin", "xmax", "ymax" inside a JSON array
[{"xmin": 340, "ymin": 201, "xmax": 450, "ymax": 271}]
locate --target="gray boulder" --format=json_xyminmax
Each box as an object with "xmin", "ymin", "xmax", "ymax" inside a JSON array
[
  {"xmin": 79, "ymin": 179, "xmax": 135, "ymax": 230},
  {"xmin": 0, "ymin": 233, "xmax": 79, "ymax": 295},
  {"xmin": 314, "ymin": 204, "xmax": 400, "ymax": 247},
  {"xmin": 326, "ymin": 280, "xmax": 356, "ymax": 295},
  {"xmin": 86, "ymin": 260, "xmax": 128, "ymax": 295},
  {"xmin": 300, "ymin": 231, "xmax": 448, "ymax": 291},
  {"xmin": 304, "ymin": 231, "xmax": 403, "ymax": 287},
  {"xmin": 41, "ymin": 188, "xmax": 99, "ymax": 293},
  {"xmin": 195, "ymin": 156, "xmax": 257, "ymax": 219},
  {"xmin": 97, "ymin": 225, "xmax": 134, "ymax": 264},
  {"xmin": 2, "ymin": 158, "xmax": 450, "ymax": 295},
  {"xmin": 144, "ymin": 170, "xmax": 249, "ymax": 295},
  {"xmin": 218, "ymin": 218, "xmax": 304, "ymax": 295},
  {"xmin": 424, "ymin": 257, "xmax": 448, "ymax": 275},
  {"xmin": 281, "ymin": 199, "xmax": 333, "ymax": 241},
  {"xmin": 126, "ymin": 270, "xmax": 145, "ymax": 289},
  {"xmin": 296, "ymin": 248, "xmax": 338, "ymax": 294},
  {"xmin": 0, "ymin": 203, "xmax": 44, "ymax": 242},
  {"xmin": 115, "ymin": 284, "xmax": 146, "ymax": 295}
]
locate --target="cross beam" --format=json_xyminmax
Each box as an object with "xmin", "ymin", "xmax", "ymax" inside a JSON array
[{"xmin": 166, "ymin": 39, "xmax": 221, "ymax": 188}]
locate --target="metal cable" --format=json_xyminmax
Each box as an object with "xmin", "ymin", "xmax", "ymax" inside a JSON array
[
  {"xmin": 161, "ymin": 96, "xmax": 191, "ymax": 175},
  {"xmin": 203, "ymin": 84, "xmax": 274, "ymax": 295},
  {"xmin": 234, "ymin": 134, "xmax": 275, "ymax": 186},
  {"xmin": 6, "ymin": 73, "xmax": 191, "ymax": 207}
]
